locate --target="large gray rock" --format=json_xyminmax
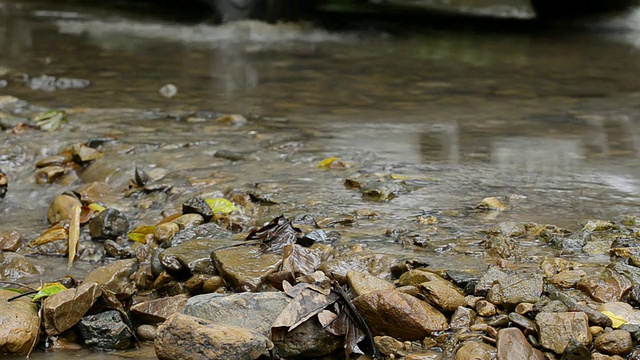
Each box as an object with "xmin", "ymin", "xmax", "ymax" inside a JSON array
[
  {"xmin": 78, "ymin": 310, "xmax": 134, "ymax": 350},
  {"xmin": 43, "ymin": 282, "xmax": 102, "ymax": 335},
  {"xmin": 182, "ymin": 292, "xmax": 340, "ymax": 358},
  {"xmin": 182, "ymin": 292, "xmax": 290, "ymax": 336},
  {"xmin": 353, "ymin": 290, "xmax": 447, "ymax": 341},
  {"xmin": 497, "ymin": 327, "xmax": 543, "ymax": 360},
  {"xmin": 536, "ymin": 312, "xmax": 591, "ymax": 354},
  {"xmin": 0, "ymin": 289, "xmax": 40, "ymax": 355},
  {"xmin": 155, "ymin": 313, "xmax": 273, "ymax": 360}
]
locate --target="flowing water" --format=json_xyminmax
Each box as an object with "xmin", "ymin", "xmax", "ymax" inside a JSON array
[{"xmin": 1, "ymin": 0, "xmax": 640, "ymax": 358}]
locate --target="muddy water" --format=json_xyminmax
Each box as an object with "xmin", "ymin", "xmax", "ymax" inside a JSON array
[{"xmin": 1, "ymin": 0, "xmax": 640, "ymax": 358}]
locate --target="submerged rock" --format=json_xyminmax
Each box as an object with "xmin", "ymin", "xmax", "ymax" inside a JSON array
[
  {"xmin": 155, "ymin": 313, "xmax": 273, "ymax": 360},
  {"xmin": 353, "ymin": 290, "xmax": 447, "ymax": 341},
  {"xmin": 78, "ymin": 310, "xmax": 134, "ymax": 350},
  {"xmin": 0, "ymin": 289, "xmax": 40, "ymax": 355},
  {"xmin": 318, "ymin": 252, "xmax": 396, "ymax": 284}
]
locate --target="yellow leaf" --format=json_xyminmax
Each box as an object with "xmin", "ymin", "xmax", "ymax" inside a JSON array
[
  {"xmin": 601, "ymin": 311, "xmax": 626, "ymax": 328},
  {"xmin": 33, "ymin": 282, "xmax": 67, "ymax": 302},
  {"xmin": 317, "ymin": 157, "xmax": 338, "ymax": 168},
  {"xmin": 205, "ymin": 198, "xmax": 237, "ymax": 215},
  {"xmin": 127, "ymin": 225, "xmax": 156, "ymax": 244},
  {"xmin": 88, "ymin": 203, "xmax": 106, "ymax": 213}
]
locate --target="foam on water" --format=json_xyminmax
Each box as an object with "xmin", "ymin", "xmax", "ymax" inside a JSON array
[{"xmin": 55, "ymin": 18, "xmax": 357, "ymax": 47}]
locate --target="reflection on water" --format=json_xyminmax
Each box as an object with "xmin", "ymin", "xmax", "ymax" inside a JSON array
[{"xmin": 0, "ymin": 2, "xmax": 640, "ymax": 357}]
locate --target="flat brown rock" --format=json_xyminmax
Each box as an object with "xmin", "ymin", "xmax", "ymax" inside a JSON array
[
  {"xmin": 353, "ymin": 290, "xmax": 447, "ymax": 341},
  {"xmin": 43, "ymin": 282, "xmax": 102, "ymax": 335},
  {"xmin": 497, "ymin": 327, "xmax": 543, "ymax": 360},
  {"xmin": 536, "ymin": 312, "xmax": 591, "ymax": 354}
]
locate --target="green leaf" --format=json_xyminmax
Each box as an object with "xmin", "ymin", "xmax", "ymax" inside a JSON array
[
  {"xmin": 317, "ymin": 157, "xmax": 338, "ymax": 168},
  {"xmin": 205, "ymin": 198, "xmax": 237, "ymax": 215},
  {"xmin": 32, "ymin": 282, "xmax": 67, "ymax": 302}
]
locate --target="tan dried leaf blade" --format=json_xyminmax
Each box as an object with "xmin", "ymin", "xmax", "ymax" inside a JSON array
[{"xmin": 272, "ymin": 282, "xmax": 340, "ymax": 346}]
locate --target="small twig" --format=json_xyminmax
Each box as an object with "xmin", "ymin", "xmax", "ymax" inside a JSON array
[{"xmin": 7, "ymin": 291, "xmax": 38, "ymax": 302}]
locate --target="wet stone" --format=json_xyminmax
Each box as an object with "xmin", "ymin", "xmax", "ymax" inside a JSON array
[
  {"xmin": 475, "ymin": 266, "xmax": 509, "ymax": 296},
  {"xmin": 536, "ymin": 312, "xmax": 591, "ymax": 354},
  {"xmin": 182, "ymin": 196, "xmax": 214, "ymax": 222},
  {"xmin": 496, "ymin": 327, "xmax": 543, "ymax": 360},
  {"xmin": 276, "ymin": 317, "xmax": 343, "ymax": 359},
  {"xmin": 83, "ymin": 258, "xmax": 138, "ymax": 296},
  {"xmin": 0, "ymin": 230, "xmax": 22, "ymax": 252},
  {"xmin": 346, "ymin": 270, "xmax": 396, "ymax": 297},
  {"xmin": 182, "ymin": 292, "xmax": 290, "ymax": 336},
  {"xmin": 486, "ymin": 271, "xmax": 544, "ymax": 308},
  {"xmin": 104, "ymin": 239, "xmax": 132, "ymax": 258},
  {"xmin": 561, "ymin": 337, "xmax": 591, "ymax": 360},
  {"xmin": 550, "ymin": 269, "xmax": 586, "ymax": 289},
  {"xmin": 455, "ymin": 341, "xmax": 496, "ymax": 360},
  {"xmin": 89, "ymin": 208, "xmax": 129, "ymax": 240},
  {"xmin": 476, "ymin": 300, "xmax": 497, "ymax": 317},
  {"xmin": 137, "ymin": 324, "xmax": 157, "ymax": 342},
  {"xmin": 160, "ymin": 238, "xmax": 232, "ymax": 277},
  {"xmin": 375, "ymin": 336, "xmax": 408, "ymax": 357},
  {"xmin": 43, "ymin": 282, "xmax": 102, "ymax": 336},
  {"xmin": 154, "ymin": 222, "xmax": 179, "ymax": 243},
  {"xmin": 131, "ymin": 294, "xmax": 189, "ymax": 324},
  {"xmin": 450, "ymin": 306, "xmax": 477, "ymax": 330},
  {"xmin": 508, "ymin": 312, "xmax": 537, "ymax": 333},
  {"xmin": 35, "ymin": 165, "xmax": 66, "ymax": 184},
  {"xmin": 418, "ymin": 275, "xmax": 467, "ymax": 312},
  {"xmin": 0, "ymin": 289, "xmax": 40, "ymax": 355},
  {"xmin": 594, "ymin": 330, "xmax": 633, "ymax": 355},
  {"xmin": 48, "ymin": 193, "xmax": 81, "ymax": 224},
  {"xmin": 598, "ymin": 302, "xmax": 640, "ymax": 326},
  {"xmin": 163, "ymin": 222, "xmax": 229, "ymax": 248},
  {"xmin": 212, "ymin": 244, "xmax": 282, "ymax": 292},
  {"xmin": 172, "ymin": 213, "xmax": 204, "ymax": 230},
  {"xmin": 445, "ymin": 270, "xmax": 480, "ymax": 295},
  {"xmin": 36, "ymin": 154, "xmax": 70, "ymax": 168},
  {"xmin": 353, "ymin": 290, "xmax": 448, "ymax": 341},
  {"xmin": 155, "ymin": 313, "xmax": 273, "ymax": 360},
  {"xmin": 0, "ymin": 252, "xmax": 40, "ymax": 281},
  {"xmin": 577, "ymin": 269, "xmax": 632, "ymax": 302},
  {"xmin": 78, "ymin": 310, "xmax": 134, "ymax": 350}
]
